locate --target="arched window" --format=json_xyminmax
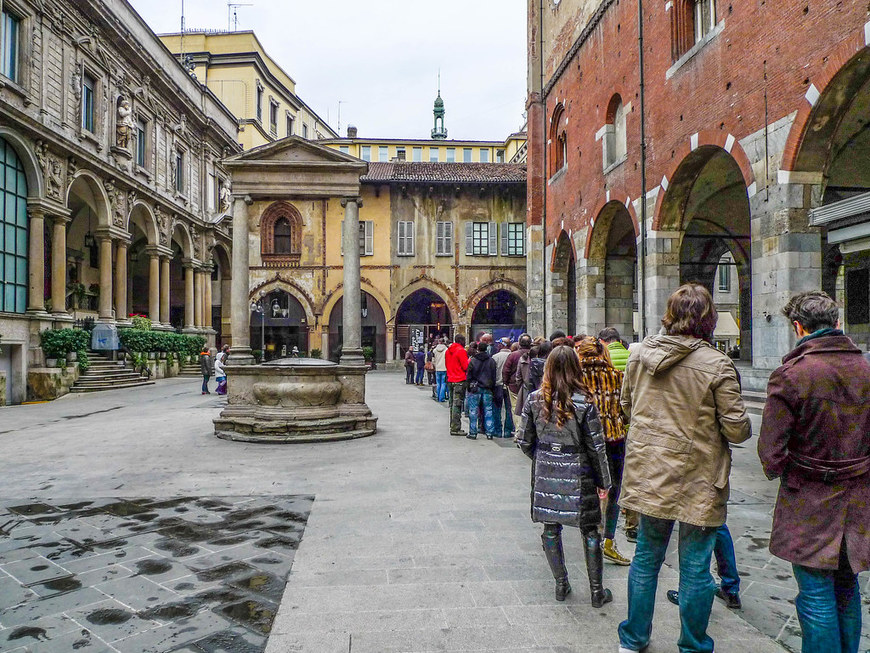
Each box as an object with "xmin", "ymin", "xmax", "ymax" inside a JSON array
[
  {"xmin": 274, "ymin": 218, "xmax": 293, "ymax": 254},
  {"xmin": 549, "ymin": 104, "xmax": 567, "ymax": 177},
  {"xmin": 0, "ymin": 137, "xmax": 28, "ymax": 313},
  {"xmin": 671, "ymin": 0, "xmax": 716, "ymax": 60},
  {"xmin": 260, "ymin": 201, "xmax": 302, "ymax": 266}
]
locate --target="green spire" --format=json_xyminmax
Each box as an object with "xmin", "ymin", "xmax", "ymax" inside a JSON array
[{"xmin": 431, "ymin": 72, "xmax": 447, "ymax": 140}]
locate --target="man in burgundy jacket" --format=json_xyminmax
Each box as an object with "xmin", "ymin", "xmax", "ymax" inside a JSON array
[
  {"xmin": 758, "ymin": 291, "xmax": 870, "ymax": 652},
  {"xmin": 502, "ymin": 333, "xmax": 532, "ymax": 417},
  {"xmin": 445, "ymin": 334, "xmax": 469, "ymax": 436}
]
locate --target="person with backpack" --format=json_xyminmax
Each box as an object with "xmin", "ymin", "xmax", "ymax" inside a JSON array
[{"xmin": 465, "ymin": 340, "xmax": 497, "ymax": 440}]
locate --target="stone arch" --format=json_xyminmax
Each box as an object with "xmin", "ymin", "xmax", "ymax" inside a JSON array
[
  {"xmin": 321, "ymin": 281, "xmax": 392, "ymax": 327},
  {"xmin": 67, "ymin": 170, "xmax": 111, "ymax": 228},
  {"xmin": 213, "ymin": 242, "xmax": 232, "ymax": 280},
  {"xmin": 781, "ymin": 29, "xmax": 870, "ymax": 174},
  {"xmin": 550, "ymin": 229, "xmax": 576, "ymax": 335},
  {"xmin": 585, "ymin": 197, "xmax": 639, "ymax": 259},
  {"xmin": 549, "ymin": 103, "xmax": 567, "ymax": 175},
  {"xmin": 394, "ymin": 275, "xmax": 460, "ymax": 320},
  {"xmin": 0, "ymin": 128, "xmax": 43, "ymax": 199},
  {"xmin": 462, "ymin": 278, "xmax": 527, "ymax": 316},
  {"xmin": 249, "ymin": 276, "xmax": 316, "ymax": 326},
  {"xmin": 171, "ymin": 220, "xmax": 194, "ymax": 259},
  {"xmin": 128, "ymin": 201, "xmax": 158, "ymax": 246},
  {"xmin": 652, "ymin": 133, "xmax": 755, "ymax": 230}
]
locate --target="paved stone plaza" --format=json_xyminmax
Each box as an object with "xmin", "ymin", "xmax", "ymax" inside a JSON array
[{"xmin": 0, "ymin": 374, "xmax": 866, "ymax": 652}]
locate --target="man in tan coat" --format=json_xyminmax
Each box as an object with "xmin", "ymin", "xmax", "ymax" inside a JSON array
[{"xmin": 617, "ymin": 284, "xmax": 751, "ymax": 653}]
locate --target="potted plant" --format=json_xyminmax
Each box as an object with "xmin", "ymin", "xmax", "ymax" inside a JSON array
[
  {"xmin": 362, "ymin": 346, "xmax": 375, "ymax": 370},
  {"xmin": 310, "ymin": 348, "xmax": 322, "ymax": 359}
]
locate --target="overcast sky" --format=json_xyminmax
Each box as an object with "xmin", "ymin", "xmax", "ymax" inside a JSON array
[{"xmin": 129, "ymin": 0, "xmax": 527, "ymax": 142}]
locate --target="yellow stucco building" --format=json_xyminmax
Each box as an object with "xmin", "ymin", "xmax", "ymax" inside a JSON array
[{"xmin": 159, "ymin": 31, "xmax": 336, "ymax": 151}]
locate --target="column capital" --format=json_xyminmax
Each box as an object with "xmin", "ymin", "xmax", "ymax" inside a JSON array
[
  {"xmin": 181, "ymin": 258, "xmax": 197, "ymax": 269},
  {"xmin": 232, "ymin": 194, "xmax": 254, "ymax": 206},
  {"xmin": 340, "ymin": 197, "xmax": 363, "ymax": 208}
]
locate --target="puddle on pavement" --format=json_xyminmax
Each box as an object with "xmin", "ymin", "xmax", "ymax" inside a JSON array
[
  {"xmin": 36, "ymin": 576, "xmax": 82, "ymax": 593},
  {"xmin": 7, "ymin": 503, "xmax": 58, "ymax": 516},
  {"xmin": 138, "ymin": 598, "xmax": 201, "ymax": 621},
  {"xmin": 193, "ymin": 629, "xmax": 263, "ymax": 653},
  {"xmin": 8, "ymin": 626, "xmax": 49, "ymax": 641},
  {"xmin": 197, "ymin": 562, "xmax": 255, "ymax": 583},
  {"xmin": 134, "ymin": 558, "xmax": 174, "ymax": 576},
  {"xmin": 86, "ymin": 608, "xmax": 133, "ymax": 625},
  {"xmin": 217, "ymin": 599, "xmax": 276, "ymax": 634},
  {"xmin": 153, "ymin": 538, "xmax": 201, "ymax": 557}
]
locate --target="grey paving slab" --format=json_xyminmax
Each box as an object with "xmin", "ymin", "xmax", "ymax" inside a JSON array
[{"xmin": 63, "ymin": 598, "xmax": 162, "ymax": 643}]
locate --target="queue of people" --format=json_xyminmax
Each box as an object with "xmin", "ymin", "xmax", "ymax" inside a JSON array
[{"xmin": 399, "ymin": 285, "xmax": 868, "ymax": 653}]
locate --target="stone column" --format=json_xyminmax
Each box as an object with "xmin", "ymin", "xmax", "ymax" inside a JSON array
[
  {"xmin": 160, "ymin": 256, "xmax": 171, "ymax": 327},
  {"xmin": 340, "ymin": 197, "xmax": 364, "ymax": 365},
  {"xmin": 98, "ymin": 235, "xmax": 114, "ymax": 321},
  {"xmin": 183, "ymin": 263, "xmax": 195, "ymax": 329},
  {"xmin": 27, "ymin": 209, "xmax": 46, "ymax": 313},
  {"xmin": 228, "ymin": 196, "xmax": 254, "ymax": 364},
  {"xmin": 194, "ymin": 270, "xmax": 203, "ymax": 328},
  {"xmin": 203, "ymin": 266, "xmax": 213, "ymax": 331},
  {"xmin": 320, "ymin": 330, "xmax": 329, "ymax": 359},
  {"xmin": 50, "ymin": 215, "xmax": 69, "ymax": 316},
  {"xmin": 147, "ymin": 248, "xmax": 160, "ymax": 324},
  {"xmin": 114, "ymin": 241, "xmax": 128, "ymax": 322}
]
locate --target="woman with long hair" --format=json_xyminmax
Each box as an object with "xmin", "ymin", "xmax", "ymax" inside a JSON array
[
  {"xmin": 517, "ymin": 345, "xmax": 613, "ymax": 606},
  {"xmin": 575, "ymin": 337, "xmax": 631, "ymax": 566}
]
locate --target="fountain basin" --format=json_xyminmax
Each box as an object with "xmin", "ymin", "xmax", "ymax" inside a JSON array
[{"xmin": 214, "ymin": 358, "xmax": 377, "ymax": 443}]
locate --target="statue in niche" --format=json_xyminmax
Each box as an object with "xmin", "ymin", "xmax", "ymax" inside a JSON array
[
  {"xmin": 116, "ymin": 97, "xmax": 134, "ymax": 149},
  {"xmin": 47, "ymin": 158, "xmax": 63, "ymax": 201},
  {"xmin": 219, "ymin": 182, "xmax": 232, "ymax": 213}
]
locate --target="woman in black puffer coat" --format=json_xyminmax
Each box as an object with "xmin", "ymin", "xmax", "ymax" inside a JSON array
[{"xmin": 517, "ymin": 345, "xmax": 613, "ymax": 606}]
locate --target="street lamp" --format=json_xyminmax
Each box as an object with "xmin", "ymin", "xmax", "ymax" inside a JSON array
[{"xmin": 250, "ymin": 292, "xmax": 265, "ymax": 361}]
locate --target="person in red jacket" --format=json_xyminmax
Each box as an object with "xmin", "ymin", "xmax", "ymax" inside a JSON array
[{"xmin": 445, "ymin": 334, "xmax": 469, "ymax": 436}]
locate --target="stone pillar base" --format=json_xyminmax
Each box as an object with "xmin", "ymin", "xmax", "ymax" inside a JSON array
[
  {"xmin": 339, "ymin": 348, "xmax": 365, "ymax": 366},
  {"xmin": 227, "ymin": 346, "xmax": 255, "ymax": 366}
]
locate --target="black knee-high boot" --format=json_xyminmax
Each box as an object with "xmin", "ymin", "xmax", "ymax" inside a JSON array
[
  {"xmin": 583, "ymin": 530, "xmax": 613, "ymax": 608},
  {"xmin": 541, "ymin": 524, "xmax": 571, "ymax": 601}
]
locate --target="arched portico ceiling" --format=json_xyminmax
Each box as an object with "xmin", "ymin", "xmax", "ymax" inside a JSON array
[
  {"xmin": 587, "ymin": 200, "xmax": 637, "ymax": 261},
  {"xmin": 394, "ymin": 275, "xmax": 459, "ymax": 318},
  {"xmin": 396, "ymin": 287, "xmax": 453, "ymax": 325},
  {"xmin": 0, "ymin": 129, "xmax": 43, "ymax": 199},
  {"xmin": 213, "ymin": 243, "xmax": 232, "ymax": 279},
  {"xmin": 67, "ymin": 171, "xmax": 111, "ymax": 228},
  {"xmin": 787, "ymin": 49, "xmax": 870, "ymax": 183},
  {"xmin": 657, "ymin": 146, "xmax": 750, "ymax": 235},
  {"xmin": 128, "ymin": 201, "xmax": 158, "ymax": 246},
  {"xmin": 321, "ymin": 281, "xmax": 392, "ymax": 326},
  {"xmin": 171, "ymin": 220, "xmax": 194, "ymax": 258},
  {"xmin": 462, "ymin": 278, "xmax": 527, "ymax": 316},
  {"xmin": 550, "ymin": 229, "xmax": 575, "ymax": 272}
]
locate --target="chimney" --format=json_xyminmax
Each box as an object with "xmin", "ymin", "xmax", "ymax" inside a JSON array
[{"xmin": 347, "ymin": 125, "xmax": 358, "ymax": 138}]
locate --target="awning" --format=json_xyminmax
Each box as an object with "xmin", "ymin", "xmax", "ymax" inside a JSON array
[{"xmin": 715, "ymin": 311, "xmax": 740, "ymax": 338}]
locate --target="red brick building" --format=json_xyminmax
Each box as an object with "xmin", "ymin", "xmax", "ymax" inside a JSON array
[{"xmin": 526, "ymin": 0, "xmax": 870, "ymax": 378}]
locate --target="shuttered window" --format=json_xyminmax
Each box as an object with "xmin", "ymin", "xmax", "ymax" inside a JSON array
[
  {"xmin": 436, "ymin": 221, "xmax": 453, "ymax": 256},
  {"xmin": 501, "ymin": 222, "xmax": 526, "ymax": 256},
  {"xmin": 465, "ymin": 222, "xmax": 498, "ymax": 256},
  {"xmin": 340, "ymin": 220, "xmax": 374, "ymax": 256},
  {"xmin": 398, "ymin": 221, "xmax": 415, "ymax": 256}
]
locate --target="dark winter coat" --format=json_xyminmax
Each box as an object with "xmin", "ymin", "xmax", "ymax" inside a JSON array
[
  {"xmin": 503, "ymin": 348, "xmax": 527, "ymax": 393},
  {"xmin": 404, "ymin": 350, "xmax": 415, "ymax": 367},
  {"xmin": 415, "ymin": 350, "xmax": 426, "ymax": 370},
  {"xmin": 199, "ymin": 352, "xmax": 213, "ymax": 376},
  {"xmin": 527, "ymin": 357, "xmax": 546, "ymax": 395},
  {"xmin": 513, "ymin": 352, "xmax": 531, "ymax": 416},
  {"xmin": 758, "ymin": 333, "xmax": 870, "ymax": 572},
  {"xmin": 518, "ymin": 391, "xmax": 611, "ymax": 529},
  {"xmin": 466, "ymin": 351, "xmax": 496, "ymax": 390}
]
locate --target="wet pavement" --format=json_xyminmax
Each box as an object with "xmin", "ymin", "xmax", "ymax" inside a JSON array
[{"xmin": 0, "ymin": 496, "xmax": 311, "ymax": 652}]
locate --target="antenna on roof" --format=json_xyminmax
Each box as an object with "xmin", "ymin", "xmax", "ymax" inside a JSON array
[{"xmin": 227, "ymin": 2, "xmax": 254, "ymax": 32}]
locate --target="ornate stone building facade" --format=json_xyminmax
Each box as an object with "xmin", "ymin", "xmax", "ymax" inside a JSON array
[{"xmin": 0, "ymin": 0, "xmax": 239, "ymax": 403}]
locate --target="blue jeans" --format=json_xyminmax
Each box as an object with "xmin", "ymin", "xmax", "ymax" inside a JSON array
[
  {"xmin": 436, "ymin": 371, "xmax": 447, "ymax": 402},
  {"xmin": 619, "ymin": 515, "xmax": 718, "ymax": 653},
  {"xmin": 466, "ymin": 389, "xmax": 495, "ymax": 436},
  {"xmin": 201, "ymin": 374, "xmax": 210, "ymax": 393},
  {"xmin": 492, "ymin": 386, "xmax": 514, "ymax": 436},
  {"xmin": 792, "ymin": 544, "xmax": 861, "ymax": 653},
  {"xmin": 714, "ymin": 524, "xmax": 739, "ymax": 596},
  {"xmin": 415, "ymin": 368, "xmax": 425, "ymax": 384}
]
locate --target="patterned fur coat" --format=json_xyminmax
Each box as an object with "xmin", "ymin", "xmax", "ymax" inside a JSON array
[{"xmin": 578, "ymin": 358, "xmax": 626, "ymax": 443}]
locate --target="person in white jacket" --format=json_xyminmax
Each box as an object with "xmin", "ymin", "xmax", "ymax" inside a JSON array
[{"xmin": 432, "ymin": 338, "xmax": 449, "ymax": 402}]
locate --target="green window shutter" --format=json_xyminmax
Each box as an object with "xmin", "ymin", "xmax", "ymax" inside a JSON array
[
  {"xmin": 501, "ymin": 223, "xmax": 509, "ymax": 255},
  {"xmin": 465, "ymin": 222, "xmax": 473, "ymax": 255},
  {"xmin": 365, "ymin": 220, "xmax": 374, "ymax": 255},
  {"xmin": 488, "ymin": 222, "xmax": 497, "ymax": 256}
]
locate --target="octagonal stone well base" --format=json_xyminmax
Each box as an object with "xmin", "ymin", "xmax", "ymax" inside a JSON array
[{"xmin": 214, "ymin": 358, "xmax": 377, "ymax": 443}]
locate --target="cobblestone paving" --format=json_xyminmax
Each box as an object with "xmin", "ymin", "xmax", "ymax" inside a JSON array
[{"xmin": 0, "ymin": 496, "xmax": 312, "ymax": 652}]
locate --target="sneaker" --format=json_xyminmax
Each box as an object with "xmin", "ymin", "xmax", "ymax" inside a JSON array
[
  {"xmin": 450, "ymin": 431, "xmax": 467, "ymax": 437},
  {"xmin": 666, "ymin": 589, "xmax": 679, "ymax": 605},
  {"xmin": 624, "ymin": 527, "xmax": 638, "ymax": 543},
  {"xmin": 716, "ymin": 588, "xmax": 742, "ymax": 609},
  {"xmin": 466, "ymin": 433, "xmax": 477, "ymax": 440},
  {"xmin": 603, "ymin": 539, "xmax": 632, "ymax": 565}
]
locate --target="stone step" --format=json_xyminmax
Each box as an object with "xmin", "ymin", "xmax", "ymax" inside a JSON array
[
  {"xmin": 79, "ymin": 372, "xmax": 144, "ymax": 381},
  {"xmin": 743, "ymin": 390, "xmax": 766, "ymax": 416},
  {"xmin": 70, "ymin": 380, "xmax": 155, "ymax": 393}
]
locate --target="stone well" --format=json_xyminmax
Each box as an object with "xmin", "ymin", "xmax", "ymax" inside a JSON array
[{"xmin": 214, "ymin": 359, "xmax": 377, "ymax": 443}]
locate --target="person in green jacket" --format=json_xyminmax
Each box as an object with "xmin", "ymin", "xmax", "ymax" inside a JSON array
[{"xmin": 599, "ymin": 328, "xmax": 630, "ymax": 372}]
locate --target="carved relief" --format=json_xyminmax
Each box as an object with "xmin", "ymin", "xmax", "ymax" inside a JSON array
[
  {"xmin": 104, "ymin": 179, "xmax": 126, "ymax": 228},
  {"xmin": 191, "ymin": 225, "xmax": 203, "ymax": 260},
  {"xmin": 47, "ymin": 157, "xmax": 64, "ymax": 202},
  {"xmin": 155, "ymin": 205, "xmax": 170, "ymax": 246},
  {"xmin": 116, "ymin": 96, "xmax": 134, "ymax": 149}
]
